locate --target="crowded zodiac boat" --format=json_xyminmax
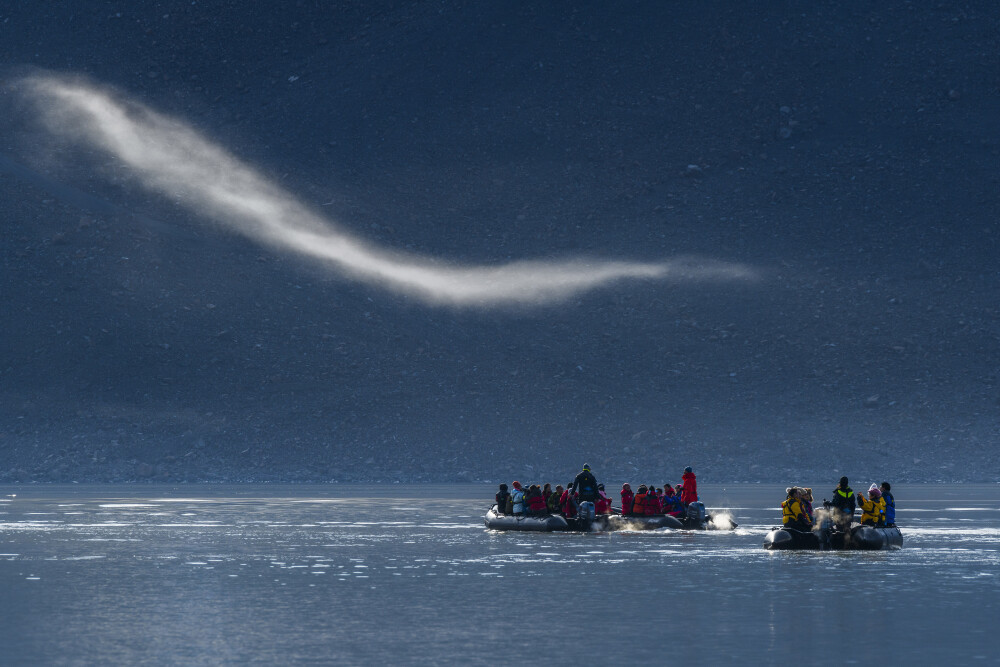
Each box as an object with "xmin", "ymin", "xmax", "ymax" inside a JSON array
[
  {"xmin": 764, "ymin": 478, "xmax": 902, "ymax": 551},
  {"xmin": 485, "ymin": 464, "xmax": 737, "ymax": 532}
]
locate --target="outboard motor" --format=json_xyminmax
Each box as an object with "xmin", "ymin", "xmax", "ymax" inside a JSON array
[
  {"xmin": 686, "ymin": 501, "xmax": 707, "ymax": 527},
  {"xmin": 577, "ymin": 501, "xmax": 596, "ymax": 528}
]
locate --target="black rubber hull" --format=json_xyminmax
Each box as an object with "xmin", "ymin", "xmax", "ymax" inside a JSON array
[
  {"xmin": 850, "ymin": 525, "xmax": 903, "ymax": 550},
  {"xmin": 485, "ymin": 507, "xmax": 686, "ymax": 532},
  {"xmin": 485, "ymin": 506, "xmax": 737, "ymax": 533},
  {"xmin": 484, "ymin": 507, "xmax": 569, "ymax": 531},
  {"xmin": 764, "ymin": 525, "xmax": 903, "ymax": 551},
  {"xmin": 764, "ymin": 527, "xmax": 822, "ymax": 550}
]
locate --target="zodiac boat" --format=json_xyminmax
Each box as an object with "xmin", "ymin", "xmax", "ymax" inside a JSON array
[
  {"xmin": 485, "ymin": 501, "xmax": 735, "ymax": 532},
  {"xmin": 764, "ymin": 520, "xmax": 903, "ymax": 551}
]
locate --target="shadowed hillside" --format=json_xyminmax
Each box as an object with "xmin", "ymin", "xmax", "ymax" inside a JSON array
[{"xmin": 1, "ymin": 2, "xmax": 998, "ymax": 483}]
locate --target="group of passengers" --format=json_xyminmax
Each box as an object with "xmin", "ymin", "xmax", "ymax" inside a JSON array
[
  {"xmin": 782, "ymin": 476, "xmax": 896, "ymax": 531},
  {"xmin": 494, "ymin": 464, "xmax": 700, "ymax": 518}
]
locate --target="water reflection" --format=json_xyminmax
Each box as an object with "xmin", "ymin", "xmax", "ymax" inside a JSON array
[{"xmin": 0, "ymin": 484, "xmax": 997, "ymax": 664}]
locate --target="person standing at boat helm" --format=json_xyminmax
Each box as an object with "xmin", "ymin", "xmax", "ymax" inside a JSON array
[
  {"xmin": 680, "ymin": 467, "xmax": 698, "ymax": 505},
  {"xmin": 573, "ymin": 465, "xmax": 599, "ymax": 524},
  {"xmin": 574, "ymin": 464, "xmax": 599, "ymax": 503},
  {"xmin": 827, "ymin": 476, "xmax": 856, "ymax": 526}
]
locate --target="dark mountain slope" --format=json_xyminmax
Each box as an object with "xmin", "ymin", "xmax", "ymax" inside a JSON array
[{"xmin": 1, "ymin": 2, "xmax": 998, "ymax": 482}]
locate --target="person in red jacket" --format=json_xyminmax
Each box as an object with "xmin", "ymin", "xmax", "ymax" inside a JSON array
[
  {"xmin": 559, "ymin": 483, "xmax": 578, "ymax": 518},
  {"xmin": 620, "ymin": 483, "xmax": 634, "ymax": 515},
  {"xmin": 525, "ymin": 485, "xmax": 547, "ymax": 515},
  {"xmin": 680, "ymin": 467, "xmax": 698, "ymax": 505},
  {"xmin": 644, "ymin": 485, "xmax": 659, "ymax": 515},
  {"xmin": 595, "ymin": 484, "xmax": 611, "ymax": 514}
]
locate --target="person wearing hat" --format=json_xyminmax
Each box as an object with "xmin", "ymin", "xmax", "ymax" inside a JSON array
[
  {"xmin": 857, "ymin": 484, "xmax": 886, "ymax": 527},
  {"xmin": 510, "ymin": 481, "xmax": 525, "ymax": 515},
  {"xmin": 573, "ymin": 464, "xmax": 599, "ymax": 503},
  {"xmin": 828, "ymin": 476, "xmax": 856, "ymax": 526},
  {"xmin": 680, "ymin": 466, "xmax": 698, "ymax": 505}
]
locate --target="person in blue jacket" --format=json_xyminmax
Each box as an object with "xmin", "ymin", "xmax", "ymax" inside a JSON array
[{"xmin": 880, "ymin": 482, "xmax": 896, "ymax": 526}]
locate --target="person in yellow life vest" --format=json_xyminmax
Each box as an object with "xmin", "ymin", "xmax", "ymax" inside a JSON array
[
  {"xmin": 782, "ymin": 487, "xmax": 812, "ymax": 531},
  {"xmin": 857, "ymin": 485, "xmax": 886, "ymax": 526}
]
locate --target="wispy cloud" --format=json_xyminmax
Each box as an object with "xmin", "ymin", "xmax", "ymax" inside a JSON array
[{"xmin": 20, "ymin": 74, "xmax": 757, "ymax": 307}]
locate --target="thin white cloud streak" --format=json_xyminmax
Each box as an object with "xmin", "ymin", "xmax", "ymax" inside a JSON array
[{"xmin": 21, "ymin": 75, "xmax": 757, "ymax": 306}]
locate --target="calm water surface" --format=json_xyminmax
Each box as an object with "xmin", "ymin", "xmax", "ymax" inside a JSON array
[{"xmin": 1, "ymin": 483, "xmax": 997, "ymax": 665}]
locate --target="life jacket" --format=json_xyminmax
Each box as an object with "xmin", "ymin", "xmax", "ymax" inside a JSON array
[
  {"xmin": 595, "ymin": 491, "xmax": 611, "ymax": 515},
  {"xmin": 831, "ymin": 487, "xmax": 855, "ymax": 513},
  {"xmin": 858, "ymin": 495, "xmax": 884, "ymax": 526},
  {"xmin": 526, "ymin": 491, "xmax": 547, "ymax": 513},
  {"xmin": 680, "ymin": 472, "xmax": 698, "ymax": 504},
  {"xmin": 782, "ymin": 498, "xmax": 809, "ymax": 528},
  {"xmin": 633, "ymin": 491, "xmax": 648, "ymax": 515},
  {"xmin": 644, "ymin": 492, "xmax": 658, "ymax": 515},
  {"xmin": 621, "ymin": 489, "xmax": 634, "ymax": 515}
]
